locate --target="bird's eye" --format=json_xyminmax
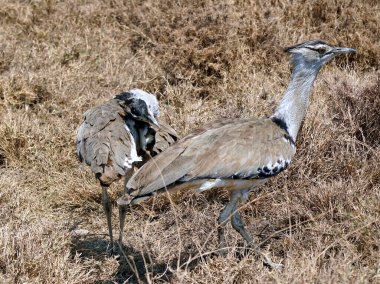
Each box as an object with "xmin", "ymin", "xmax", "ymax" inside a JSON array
[{"xmin": 317, "ymin": 48, "xmax": 326, "ymax": 55}]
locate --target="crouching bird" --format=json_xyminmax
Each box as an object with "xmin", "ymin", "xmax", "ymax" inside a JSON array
[
  {"xmin": 117, "ymin": 41, "xmax": 355, "ymax": 268},
  {"xmin": 76, "ymin": 89, "xmax": 178, "ymax": 251}
]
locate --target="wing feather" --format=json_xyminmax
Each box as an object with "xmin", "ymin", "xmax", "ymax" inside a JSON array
[
  {"xmin": 151, "ymin": 122, "xmax": 179, "ymax": 154},
  {"xmin": 128, "ymin": 144, "xmax": 189, "ymax": 195}
]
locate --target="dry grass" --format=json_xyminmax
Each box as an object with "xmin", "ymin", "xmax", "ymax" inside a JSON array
[{"xmin": 0, "ymin": 0, "xmax": 379, "ymax": 283}]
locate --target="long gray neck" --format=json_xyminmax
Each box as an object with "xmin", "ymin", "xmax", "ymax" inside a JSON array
[{"xmin": 271, "ymin": 63, "xmax": 321, "ymax": 141}]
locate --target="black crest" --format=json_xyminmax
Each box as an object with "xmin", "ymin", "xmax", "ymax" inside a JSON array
[
  {"xmin": 114, "ymin": 91, "xmax": 135, "ymax": 101},
  {"xmin": 284, "ymin": 39, "xmax": 327, "ymax": 53}
]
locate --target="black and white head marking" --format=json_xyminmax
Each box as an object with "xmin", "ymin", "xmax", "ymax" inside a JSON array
[
  {"xmin": 284, "ymin": 39, "xmax": 356, "ymax": 68},
  {"xmin": 115, "ymin": 89, "xmax": 160, "ymax": 126}
]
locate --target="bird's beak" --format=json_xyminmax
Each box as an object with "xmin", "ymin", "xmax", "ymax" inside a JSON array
[
  {"xmin": 147, "ymin": 112, "xmax": 160, "ymax": 128},
  {"xmin": 332, "ymin": 47, "xmax": 356, "ymax": 54}
]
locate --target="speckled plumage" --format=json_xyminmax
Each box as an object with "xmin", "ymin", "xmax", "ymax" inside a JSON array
[
  {"xmin": 77, "ymin": 99, "xmax": 136, "ymax": 185},
  {"xmin": 76, "ymin": 92, "xmax": 178, "ymax": 185}
]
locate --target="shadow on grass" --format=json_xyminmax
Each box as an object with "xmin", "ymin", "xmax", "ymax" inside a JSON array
[{"xmin": 71, "ymin": 235, "xmax": 201, "ymax": 284}]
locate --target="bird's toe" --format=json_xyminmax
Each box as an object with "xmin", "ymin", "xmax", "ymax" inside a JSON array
[{"xmin": 262, "ymin": 257, "xmax": 284, "ymax": 270}]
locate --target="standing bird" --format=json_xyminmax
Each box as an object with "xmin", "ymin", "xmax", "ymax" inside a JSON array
[
  {"xmin": 117, "ymin": 40, "xmax": 355, "ymax": 268},
  {"xmin": 76, "ymin": 89, "xmax": 178, "ymax": 251}
]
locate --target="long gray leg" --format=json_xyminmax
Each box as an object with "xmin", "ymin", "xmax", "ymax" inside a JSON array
[
  {"xmin": 118, "ymin": 204, "xmax": 127, "ymax": 244},
  {"xmin": 230, "ymin": 189, "xmax": 255, "ymax": 245},
  {"xmin": 118, "ymin": 170, "xmax": 135, "ymax": 245},
  {"xmin": 101, "ymin": 186, "xmax": 114, "ymax": 251},
  {"xmin": 230, "ymin": 189, "xmax": 284, "ymax": 270},
  {"xmin": 218, "ymin": 192, "xmax": 239, "ymax": 255},
  {"xmin": 231, "ymin": 210, "xmax": 254, "ymax": 245},
  {"xmin": 122, "ymin": 169, "xmax": 135, "ymax": 194}
]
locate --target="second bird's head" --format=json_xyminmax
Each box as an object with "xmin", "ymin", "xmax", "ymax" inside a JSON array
[
  {"xmin": 284, "ymin": 40, "xmax": 356, "ymax": 71},
  {"xmin": 115, "ymin": 89, "xmax": 160, "ymax": 127}
]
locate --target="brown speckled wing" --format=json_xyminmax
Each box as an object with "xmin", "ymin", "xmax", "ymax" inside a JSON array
[{"xmin": 76, "ymin": 99, "xmax": 134, "ymax": 185}]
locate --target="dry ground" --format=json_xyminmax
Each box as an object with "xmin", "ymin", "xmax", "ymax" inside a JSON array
[{"xmin": 0, "ymin": 0, "xmax": 379, "ymax": 283}]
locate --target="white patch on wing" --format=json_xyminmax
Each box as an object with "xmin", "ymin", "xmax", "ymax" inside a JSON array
[
  {"xmin": 197, "ymin": 179, "xmax": 224, "ymax": 193},
  {"xmin": 124, "ymin": 125, "xmax": 142, "ymax": 168}
]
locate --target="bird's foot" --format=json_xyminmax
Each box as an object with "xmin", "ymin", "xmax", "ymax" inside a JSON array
[
  {"xmin": 105, "ymin": 242, "xmax": 117, "ymax": 256},
  {"xmin": 106, "ymin": 243, "xmax": 124, "ymax": 261},
  {"xmin": 246, "ymin": 243, "xmax": 284, "ymax": 270},
  {"xmin": 261, "ymin": 253, "xmax": 284, "ymax": 270}
]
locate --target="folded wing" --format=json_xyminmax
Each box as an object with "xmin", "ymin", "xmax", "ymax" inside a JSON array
[
  {"xmin": 126, "ymin": 118, "xmax": 296, "ymax": 198},
  {"xmin": 76, "ymin": 100, "xmax": 136, "ymax": 185}
]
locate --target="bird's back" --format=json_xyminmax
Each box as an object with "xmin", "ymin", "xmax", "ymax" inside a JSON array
[
  {"xmin": 77, "ymin": 99, "xmax": 179, "ymax": 186},
  {"xmin": 124, "ymin": 118, "xmax": 296, "ymax": 200},
  {"xmin": 76, "ymin": 99, "xmax": 137, "ymax": 186}
]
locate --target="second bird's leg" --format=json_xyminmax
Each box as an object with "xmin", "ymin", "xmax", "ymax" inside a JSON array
[
  {"xmin": 101, "ymin": 186, "xmax": 114, "ymax": 252},
  {"xmin": 230, "ymin": 189, "xmax": 284, "ymax": 270}
]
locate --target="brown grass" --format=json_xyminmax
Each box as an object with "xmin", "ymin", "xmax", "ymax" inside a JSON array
[{"xmin": 0, "ymin": 0, "xmax": 379, "ymax": 283}]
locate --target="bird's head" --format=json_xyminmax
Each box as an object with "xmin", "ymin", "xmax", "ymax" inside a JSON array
[
  {"xmin": 115, "ymin": 89, "xmax": 160, "ymax": 127},
  {"xmin": 284, "ymin": 40, "xmax": 356, "ymax": 71}
]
